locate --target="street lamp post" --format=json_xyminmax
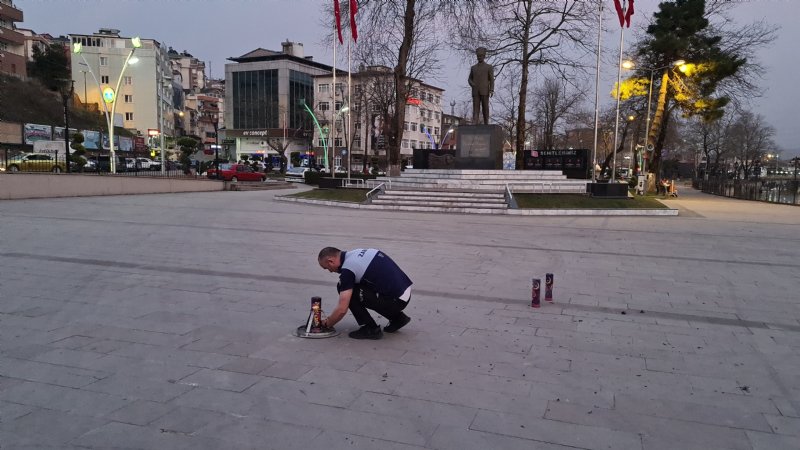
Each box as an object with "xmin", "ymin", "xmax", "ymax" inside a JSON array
[
  {"xmin": 620, "ymin": 59, "xmax": 685, "ymax": 192},
  {"xmin": 59, "ymin": 79, "xmax": 75, "ymax": 172},
  {"xmin": 73, "ymin": 37, "xmax": 141, "ymax": 174}
]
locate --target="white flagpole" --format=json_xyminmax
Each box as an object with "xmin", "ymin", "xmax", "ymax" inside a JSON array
[
  {"xmin": 611, "ymin": 1, "xmax": 626, "ymax": 182},
  {"xmin": 347, "ymin": 35, "xmax": 352, "ymax": 182},
  {"xmin": 591, "ymin": 1, "xmax": 603, "ymax": 183},
  {"xmin": 332, "ymin": 21, "xmax": 337, "ymax": 174}
]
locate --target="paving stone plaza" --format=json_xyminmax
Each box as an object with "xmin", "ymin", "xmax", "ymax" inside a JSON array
[{"xmin": 1, "ymin": 186, "xmax": 799, "ymax": 449}]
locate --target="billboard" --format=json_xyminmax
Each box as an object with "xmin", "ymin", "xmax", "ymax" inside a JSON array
[{"xmin": 24, "ymin": 124, "xmax": 53, "ymax": 145}]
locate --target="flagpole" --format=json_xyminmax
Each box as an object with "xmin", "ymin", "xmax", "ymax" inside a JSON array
[
  {"xmin": 331, "ymin": 20, "xmax": 337, "ymax": 174},
  {"xmin": 347, "ymin": 35, "xmax": 352, "ymax": 182},
  {"xmin": 611, "ymin": 4, "xmax": 626, "ymax": 183},
  {"xmin": 591, "ymin": 1, "xmax": 603, "ymax": 183}
]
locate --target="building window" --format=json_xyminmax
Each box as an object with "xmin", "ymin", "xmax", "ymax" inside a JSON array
[
  {"xmin": 404, "ymin": 122, "xmax": 409, "ymax": 131},
  {"xmin": 317, "ymin": 138, "xmax": 326, "ymax": 147},
  {"xmin": 124, "ymin": 95, "xmax": 133, "ymax": 103},
  {"xmin": 402, "ymin": 139, "xmax": 409, "ymax": 149},
  {"xmin": 101, "ymin": 75, "xmax": 109, "ymax": 84},
  {"xmin": 124, "ymin": 76, "xmax": 132, "ymax": 85},
  {"xmin": 125, "ymin": 112, "xmax": 134, "ymax": 121},
  {"xmin": 334, "ymin": 137, "xmax": 343, "ymax": 147},
  {"xmin": 232, "ymin": 69, "xmax": 280, "ymax": 130},
  {"xmin": 334, "ymin": 101, "xmax": 342, "ymax": 111},
  {"xmin": 410, "ymin": 123, "xmax": 417, "ymax": 132},
  {"xmin": 319, "ymin": 84, "xmax": 329, "ymax": 93},
  {"xmin": 334, "ymin": 82, "xmax": 343, "ymax": 93},
  {"xmin": 100, "ymin": 57, "xmax": 108, "ymax": 66},
  {"xmin": 319, "ymin": 102, "xmax": 330, "ymax": 111},
  {"xmin": 434, "ymin": 127, "xmax": 440, "ymax": 135}
]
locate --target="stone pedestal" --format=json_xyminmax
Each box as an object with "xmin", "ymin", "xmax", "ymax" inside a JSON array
[{"xmin": 455, "ymin": 125, "xmax": 504, "ymax": 170}]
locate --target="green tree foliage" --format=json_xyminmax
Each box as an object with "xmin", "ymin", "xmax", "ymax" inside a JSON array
[
  {"xmin": 70, "ymin": 132, "xmax": 87, "ymax": 170},
  {"xmin": 177, "ymin": 137, "xmax": 200, "ymax": 173},
  {"xmin": 630, "ymin": 0, "xmax": 768, "ymax": 178},
  {"xmin": 28, "ymin": 43, "xmax": 71, "ymax": 91}
]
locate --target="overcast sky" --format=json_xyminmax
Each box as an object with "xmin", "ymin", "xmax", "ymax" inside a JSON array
[{"xmin": 16, "ymin": 0, "xmax": 799, "ymax": 156}]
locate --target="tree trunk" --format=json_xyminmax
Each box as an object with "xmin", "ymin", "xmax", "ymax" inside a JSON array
[
  {"xmin": 515, "ymin": 4, "xmax": 532, "ymax": 170},
  {"xmin": 390, "ymin": 0, "xmax": 417, "ymax": 177}
]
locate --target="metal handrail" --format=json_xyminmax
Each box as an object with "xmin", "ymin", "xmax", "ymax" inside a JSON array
[
  {"xmin": 504, "ymin": 183, "xmax": 518, "ymax": 209},
  {"xmin": 366, "ymin": 182, "xmax": 386, "ymax": 200}
]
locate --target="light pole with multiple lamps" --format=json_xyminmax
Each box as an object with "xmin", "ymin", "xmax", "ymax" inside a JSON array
[
  {"xmin": 623, "ymin": 59, "xmax": 685, "ymax": 175},
  {"xmin": 72, "ymin": 36, "xmax": 141, "ymax": 173}
]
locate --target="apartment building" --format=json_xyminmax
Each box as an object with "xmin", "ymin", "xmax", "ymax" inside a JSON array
[
  {"xmin": 224, "ymin": 40, "xmax": 332, "ymax": 161},
  {"xmin": 313, "ymin": 65, "xmax": 444, "ymax": 170},
  {"xmin": 69, "ymin": 29, "xmax": 174, "ymax": 141},
  {"xmin": 0, "ymin": 0, "xmax": 25, "ymax": 77}
]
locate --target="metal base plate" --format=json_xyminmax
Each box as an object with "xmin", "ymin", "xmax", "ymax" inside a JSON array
[{"xmin": 295, "ymin": 325, "xmax": 340, "ymax": 339}]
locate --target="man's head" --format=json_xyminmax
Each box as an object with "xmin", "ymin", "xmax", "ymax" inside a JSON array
[
  {"xmin": 318, "ymin": 247, "xmax": 342, "ymax": 272},
  {"xmin": 475, "ymin": 47, "xmax": 487, "ymax": 62}
]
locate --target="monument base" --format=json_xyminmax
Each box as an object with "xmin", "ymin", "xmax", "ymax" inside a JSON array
[{"xmin": 455, "ymin": 125, "xmax": 504, "ymax": 170}]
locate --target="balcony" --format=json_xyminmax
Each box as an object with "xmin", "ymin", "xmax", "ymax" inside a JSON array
[
  {"xmin": 0, "ymin": 1, "xmax": 23, "ymax": 22},
  {"xmin": 0, "ymin": 25, "xmax": 24, "ymax": 45}
]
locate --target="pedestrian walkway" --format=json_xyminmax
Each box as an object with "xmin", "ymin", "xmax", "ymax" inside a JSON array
[{"xmin": 0, "ymin": 188, "xmax": 798, "ymax": 449}]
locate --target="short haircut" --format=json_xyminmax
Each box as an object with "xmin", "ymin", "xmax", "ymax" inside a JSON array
[{"xmin": 318, "ymin": 247, "xmax": 341, "ymax": 260}]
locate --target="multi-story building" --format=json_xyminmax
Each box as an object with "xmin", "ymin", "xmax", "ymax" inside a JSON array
[
  {"xmin": 224, "ymin": 40, "xmax": 332, "ymax": 162},
  {"xmin": 312, "ymin": 65, "xmax": 444, "ymax": 171},
  {"xmin": 69, "ymin": 29, "xmax": 174, "ymax": 145},
  {"xmin": 0, "ymin": 0, "xmax": 26, "ymax": 77},
  {"xmin": 168, "ymin": 49, "xmax": 206, "ymax": 92},
  {"xmin": 440, "ymin": 113, "xmax": 462, "ymax": 150}
]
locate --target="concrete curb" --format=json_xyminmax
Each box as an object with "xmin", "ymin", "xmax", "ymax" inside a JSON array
[{"xmin": 275, "ymin": 195, "xmax": 679, "ymax": 216}]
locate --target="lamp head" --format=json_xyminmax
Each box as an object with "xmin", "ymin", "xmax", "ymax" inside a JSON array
[
  {"xmin": 621, "ymin": 60, "xmax": 634, "ymax": 70},
  {"xmin": 72, "ymin": 42, "xmax": 82, "ymax": 54},
  {"xmin": 131, "ymin": 37, "xmax": 142, "ymax": 48}
]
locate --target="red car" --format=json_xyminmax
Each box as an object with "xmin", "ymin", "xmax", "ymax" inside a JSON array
[{"xmin": 207, "ymin": 163, "xmax": 266, "ymax": 182}]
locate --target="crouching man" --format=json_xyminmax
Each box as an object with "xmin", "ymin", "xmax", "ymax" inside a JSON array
[{"xmin": 318, "ymin": 247, "xmax": 412, "ymax": 340}]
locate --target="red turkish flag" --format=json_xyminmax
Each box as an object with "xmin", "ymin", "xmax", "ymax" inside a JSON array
[
  {"xmin": 625, "ymin": 0, "xmax": 635, "ymax": 28},
  {"xmin": 614, "ymin": 0, "xmax": 634, "ymax": 28},
  {"xmin": 350, "ymin": 0, "xmax": 358, "ymax": 42},
  {"xmin": 334, "ymin": 0, "xmax": 344, "ymax": 44},
  {"xmin": 613, "ymin": 0, "xmax": 625, "ymax": 27}
]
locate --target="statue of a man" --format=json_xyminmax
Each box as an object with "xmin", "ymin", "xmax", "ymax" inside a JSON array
[{"xmin": 468, "ymin": 47, "xmax": 494, "ymax": 125}]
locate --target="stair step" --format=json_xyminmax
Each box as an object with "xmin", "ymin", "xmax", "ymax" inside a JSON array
[{"xmin": 373, "ymin": 199, "xmax": 507, "ymax": 208}]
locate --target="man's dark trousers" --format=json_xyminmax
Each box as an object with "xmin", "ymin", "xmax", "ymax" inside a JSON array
[{"xmin": 348, "ymin": 285, "xmax": 408, "ymax": 328}]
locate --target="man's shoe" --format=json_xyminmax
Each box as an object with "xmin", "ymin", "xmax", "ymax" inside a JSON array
[
  {"xmin": 348, "ymin": 325, "xmax": 383, "ymax": 340},
  {"xmin": 384, "ymin": 314, "xmax": 411, "ymax": 333}
]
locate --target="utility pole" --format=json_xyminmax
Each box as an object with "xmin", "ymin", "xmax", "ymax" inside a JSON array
[{"xmin": 62, "ymin": 80, "xmax": 75, "ymax": 172}]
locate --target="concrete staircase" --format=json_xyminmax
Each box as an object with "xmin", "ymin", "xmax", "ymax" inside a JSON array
[
  {"xmin": 374, "ymin": 169, "xmax": 589, "ymax": 194},
  {"xmin": 358, "ymin": 169, "xmax": 589, "ymax": 214},
  {"xmin": 368, "ymin": 189, "xmax": 508, "ymax": 214}
]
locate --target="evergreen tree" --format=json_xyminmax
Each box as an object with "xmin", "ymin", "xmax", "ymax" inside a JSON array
[{"xmin": 28, "ymin": 43, "xmax": 71, "ymax": 91}]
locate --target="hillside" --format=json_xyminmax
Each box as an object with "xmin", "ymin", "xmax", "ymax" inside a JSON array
[{"xmin": 0, "ymin": 74, "xmax": 125, "ymax": 133}]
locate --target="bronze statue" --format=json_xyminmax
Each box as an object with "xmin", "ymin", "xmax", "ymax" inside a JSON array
[{"xmin": 468, "ymin": 47, "xmax": 494, "ymax": 125}]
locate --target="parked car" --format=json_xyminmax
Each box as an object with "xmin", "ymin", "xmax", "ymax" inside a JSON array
[
  {"xmin": 135, "ymin": 158, "xmax": 157, "ymax": 170},
  {"xmin": 0, "ymin": 153, "xmax": 66, "ymax": 173},
  {"xmin": 207, "ymin": 163, "xmax": 266, "ymax": 182},
  {"xmin": 285, "ymin": 166, "xmax": 315, "ymax": 182}
]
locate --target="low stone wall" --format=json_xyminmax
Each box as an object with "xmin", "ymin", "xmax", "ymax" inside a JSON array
[{"xmin": 0, "ymin": 173, "xmax": 223, "ymax": 200}]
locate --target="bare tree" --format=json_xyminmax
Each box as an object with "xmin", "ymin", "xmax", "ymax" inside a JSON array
[
  {"xmin": 685, "ymin": 114, "xmax": 735, "ymax": 177},
  {"xmin": 725, "ymin": 111, "xmax": 776, "ymax": 179},
  {"xmin": 323, "ymin": 0, "xmax": 446, "ymax": 176},
  {"xmin": 532, "ymin": 77, "xmax": 585, "ymax": 150},
  {"xmin": 489, "ymin": 68, "xmax": 523, "ymax": 151},
  {"xmin": 448, "ymin": 0, "xmax": 597, "ymax": 168}
]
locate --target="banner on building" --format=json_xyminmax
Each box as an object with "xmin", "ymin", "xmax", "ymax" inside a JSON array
[{"xmin": 24, "ymin": 124, "xmax": 53, "ymax": 145}]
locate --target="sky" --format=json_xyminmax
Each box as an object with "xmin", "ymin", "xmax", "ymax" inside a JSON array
[{"xmin": 15, "ymin": 0, "xmax": 799, "ymax": 157}]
